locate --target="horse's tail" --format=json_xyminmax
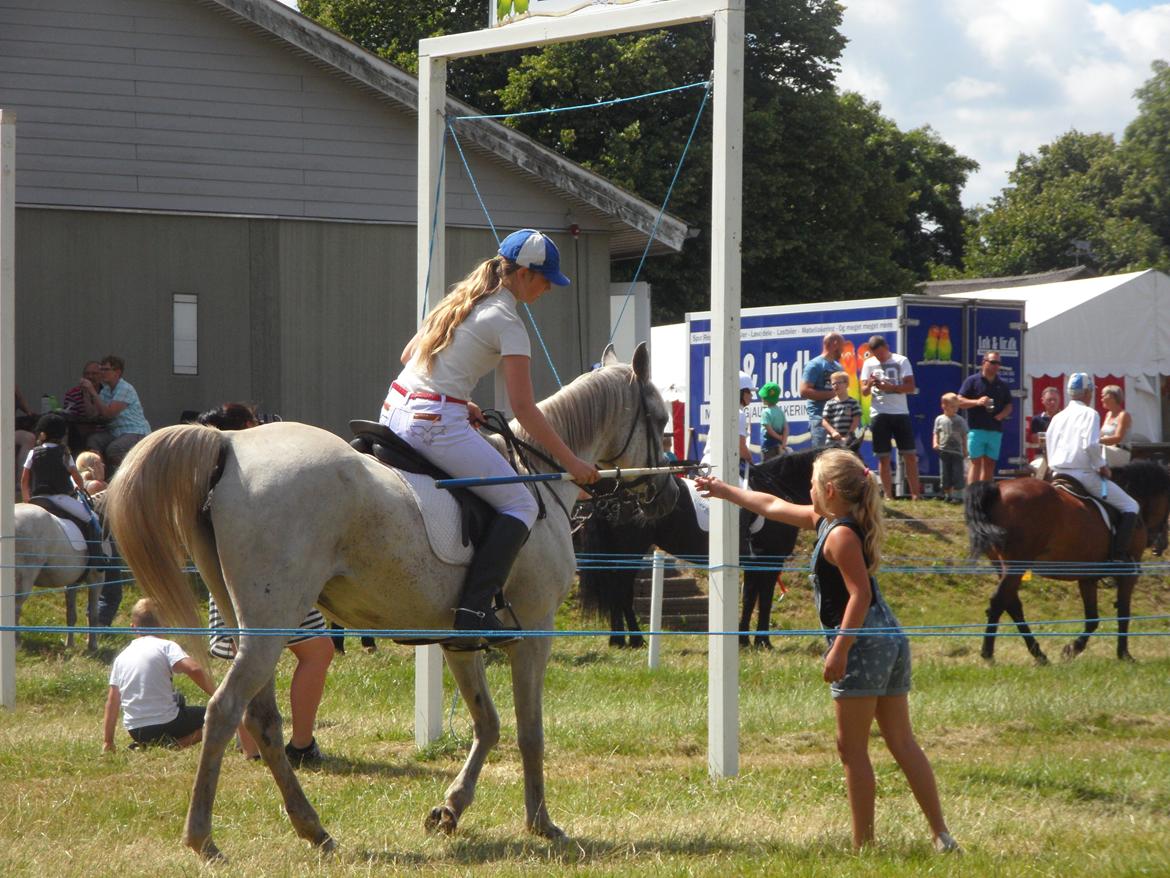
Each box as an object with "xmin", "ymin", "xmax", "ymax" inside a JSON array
[
  {"xmin": 107, "ymin": 425, "xmax": 228, "ymax": 665},
  {"xmin": 964, "ymin": 480, "xmax": 1007, "ymax": 559}
]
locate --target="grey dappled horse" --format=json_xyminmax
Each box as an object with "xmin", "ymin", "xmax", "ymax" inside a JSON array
[
  {"xmin": 107, "ymin": 344, "xmax": 676, "ymax": 861},
  {"xmin": 13, "ymin": 502, "xmax": 102, "ymax": 651}
]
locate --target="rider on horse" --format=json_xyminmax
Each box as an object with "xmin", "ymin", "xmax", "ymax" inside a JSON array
[
  {"xmin": 378, "ymin": 229, "xmax": 600, "ymax": 646},
  {"xmin": 1044, "ymin": 372, "xmax": 1140, "ymax": 562}
]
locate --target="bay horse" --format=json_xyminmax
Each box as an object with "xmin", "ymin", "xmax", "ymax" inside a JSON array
[
  {"xmin": 106, "ymin": 344, "xmax": 677, "ymax": 861},
  {"xmin": 13, "ymin": 501, "xmax": 106, "ymax": 651},
  {"xmin": 965, "ymin": 460, "xmax": 1170, "ymax": 663},
  {"xmin": 579, "ymin": 448, "xmax": 823, "ymax": 648}
]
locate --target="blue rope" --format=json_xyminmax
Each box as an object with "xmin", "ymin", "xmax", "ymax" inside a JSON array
[
  {"xmin": 608, "ymin": 80, "xmax": 711, "ymax": 350},
  {"xmin": 421, "ymin": 126, "xmax": 449, "ymax": 325},
  {"xmin": 452, "ymin": 80, "xmax": 711, "ymax": 121}
]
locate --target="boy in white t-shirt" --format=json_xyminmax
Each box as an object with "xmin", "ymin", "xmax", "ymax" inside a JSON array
[{"xmin": 103, "ymin": 598, "xmax": 216, "ymax": 752}]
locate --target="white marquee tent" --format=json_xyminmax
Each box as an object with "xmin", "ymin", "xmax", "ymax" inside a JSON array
[{"xmin": 944, "ymin": 269, "xmax": 1170, "ymax": 442}]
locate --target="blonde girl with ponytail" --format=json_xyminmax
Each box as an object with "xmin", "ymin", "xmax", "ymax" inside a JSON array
[
  {"xmin": 695, "ymin": 448, "xmax": 957, "ymax": 854},
  {"xmin": 378, "ymin": 230, "xmax": 598, "ymax": 647}
]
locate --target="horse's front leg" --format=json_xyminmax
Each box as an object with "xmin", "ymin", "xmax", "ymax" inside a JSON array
[
  {"xmin": 608, "ymin": 597, "xmax": 627, "ymax": 648},
  {"xmin": 1063, "ymin": 579, "xmax": 1099, "ymax": 660},
  {"xmin": 185, "ymin": 637, "xmax": 290, "ymax": 861},
  {"xmin": 64, "ymin": 582, "xmax": 77, "ymax": 650},
  {"xmin": 86, "ymin": 574, "xmax": 100, "ymax": 652},
  {"xmin": 621, "ymin": 578, "xmax": 644, "ymax": 648},
  {"xmin": 1115, "ymin": 574, "xmax": 1137, "ymax": 661},
  {"xmin": 509, "ymin": 633, "xmax": 565, "ymax": 840},
  {"xmin": 427, "ymin": 649, "xmax": 500, "ymax": 835}
]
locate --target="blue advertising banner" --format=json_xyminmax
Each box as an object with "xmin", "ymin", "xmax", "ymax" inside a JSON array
[
  {"xmin": 901, "ymin": 299, "xmax": 969, "ymax": 478},
  {"xmin": 687, "ymin": 300, "xmax": 899, "ymax": 457}
]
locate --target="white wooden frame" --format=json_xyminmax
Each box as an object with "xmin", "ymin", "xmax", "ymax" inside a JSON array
[
  {"xmin": 1, "ymin": 110, "xmax": 16, "ymax": 708},
  {"xmin": 416, "ymin": 0, "xmax": 743, "ymax": 776}
]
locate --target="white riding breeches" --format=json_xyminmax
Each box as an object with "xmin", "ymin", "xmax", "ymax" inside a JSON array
[
  {"xmin": 380, "ymin": 388, "xmax": 539, "ymax": 528},
  {"xmin": 1055, "ymin": 469, "xmax": 1140, "ymax": 515}
]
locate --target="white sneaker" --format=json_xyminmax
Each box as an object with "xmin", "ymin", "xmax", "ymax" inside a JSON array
[{"xmin": 933, "ymin": 831, "xmax": 961, "ymax": 853}]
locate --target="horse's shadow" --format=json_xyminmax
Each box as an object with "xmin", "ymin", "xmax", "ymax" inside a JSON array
[
  {"xmin": 883, "ymin": 505, "xmax": 959, "ymax": 541},
  {"xmin": 293, "ymin": 754, "xmax": 453, "ymax": 782}
]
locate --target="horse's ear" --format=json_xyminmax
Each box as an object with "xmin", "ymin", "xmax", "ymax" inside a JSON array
[
  {"xmin": 632, "ymin": 342, "xmax": 651, "ymax": 383},
  {"xmin": 601, "ymin": 344, "xmax": 619, "ymax": 367}
]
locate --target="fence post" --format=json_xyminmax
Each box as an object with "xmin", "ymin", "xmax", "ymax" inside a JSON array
[{"xmin": 647, "ymin": 549, "xmax": 665, "ymax": 669}]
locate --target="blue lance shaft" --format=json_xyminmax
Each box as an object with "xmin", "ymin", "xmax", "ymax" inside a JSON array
[{"xmin": 436, "ymin": 462, "xmax": 705, "ymax": 490}]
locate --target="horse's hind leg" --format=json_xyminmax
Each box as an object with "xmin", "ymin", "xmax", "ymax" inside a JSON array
[
  {"xmin": 1064, "ymin": 579, "xmax": 1100, "ymax": 660},
  {"xmin": 509, "ymin": 634, "xmax": 565, "ymax": 840},
  {"xmin": 608, "ymin": 598, "xmax": 627, "ymax": 648},
  {"xmin": 739, "ymin": 577, "xmax": 757, "ymax": 647},
  {"xmin": 85, "ymin": 574, "xmax": 100, "ymax": 652},
  {"xmin": 1115, "ymin": 574, "xmax": 1137, "ymax": 661},
  {"xmin": 622, "ymin": 600, "xmax": 644, "ymax": 649},
  {"xmin": 64, "ymin": 583, "xmax": 77, "ymax": 650},
  {"xmin": 185, "ymin": 637, "xmax": 324, "ymax": 860},
  {"xmin": 1000, "ymin": 578, "xmax": 1048, "ymax": 665},
  {"xmin": 245, "ymin": 679, "xmax": 335, "ymax": 850},
  {"xmin": 426, "ymin": 649, "xmax": 501, "ymax": 835}
]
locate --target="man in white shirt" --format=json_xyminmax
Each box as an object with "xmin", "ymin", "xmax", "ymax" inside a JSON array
[
  {"xmin": 1045, "ymin": 372, "xmax": 1140, "ymax": 561},
  {"xmin": 860, "ymin": 335, "xmax": 921, "ymax": 500}
]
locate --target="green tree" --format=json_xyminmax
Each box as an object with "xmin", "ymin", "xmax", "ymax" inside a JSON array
[{"xmin": 1120, "ymin": 60, "xmax": 1170, "ymax": 247}]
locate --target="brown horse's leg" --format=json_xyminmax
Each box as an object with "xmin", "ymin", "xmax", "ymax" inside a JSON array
[
  {"xmin": 1064, "ymin": 579, "xmax": 1100, "ymax": 660},
  {"xmin": 509, "ymin": 633, "xmax": 565, "ymax": 840},
  {"xmin": 1000, "ymin": 581, "xmax": 1048, "ymax": 665},
  {"xmin": 426, "ymin": 649, "xmax": 501, "ymax": 835},
  {"xmin": 244, "ymin": 680, "xmax": 335, "ymax": 851},
  {"xmin": 1115, "ymin": 574, "xmax": 1137, "ymax": 661},
  {"xmin": 982, "ymin": 574, "xmax": 1014, "ymax": 661}
]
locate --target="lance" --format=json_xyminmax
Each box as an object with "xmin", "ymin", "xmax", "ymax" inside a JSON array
[{"xmin": 435, "ymin": 462, "xmax": 706, "ymax": 490}]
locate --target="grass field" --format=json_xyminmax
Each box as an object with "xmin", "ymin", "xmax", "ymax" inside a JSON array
[{"xmin": 2, "ymin": 499, "xmax": 1169, "ymax": 876}]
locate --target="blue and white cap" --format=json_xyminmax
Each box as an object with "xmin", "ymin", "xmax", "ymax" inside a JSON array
[
  {"xmin": 498, "ymin": 229, "xmax": 571, "ymax": 286},
  {"xmin": 1067, "ymin": 372, "xmax": 1094, "ymax": 395}
]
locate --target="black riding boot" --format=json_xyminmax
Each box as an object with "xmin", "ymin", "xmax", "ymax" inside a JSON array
[
  {"xmin": 1112, "ymin": 511, "xmax": 1140, "ymax": 563},
  {"xmin": 452, "ymin": 515, "xmax": 530, "ymax": 648}
]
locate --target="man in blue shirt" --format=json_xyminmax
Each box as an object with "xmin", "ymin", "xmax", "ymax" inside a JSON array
[
  {"xmin": 84, "ymin": 354, "xmax": 151, "ymax": 474},
  {"xmin": 957, "ymin": 351, "xmax": 1013, "ymax": 484},
  {"xmin": 800, "ymin": 332, "xmax": 844, "ymax": 447}
]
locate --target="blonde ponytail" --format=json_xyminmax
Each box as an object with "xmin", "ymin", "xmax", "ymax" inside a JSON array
[
  {"xmin": 412, "ymin": 256, "xmax": 519, "ymax": 373},
  {"xmin": 813, "ymin": 449, "xmax": 885, "ymax": 574}
]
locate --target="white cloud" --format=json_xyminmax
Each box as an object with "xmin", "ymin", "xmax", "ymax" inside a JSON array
[{"xmin": 839, "ymin": 1, "xmax": 1170, "ymax": 206}]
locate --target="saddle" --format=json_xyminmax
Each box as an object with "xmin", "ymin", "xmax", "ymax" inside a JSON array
[
  {"xmin": 348, "ymin": 420, "xmax": 496, "ymax": 551},
  {"xmin": 26, "ymin": 495, "xmax": 109, "ymax": 570},
  {"xmin": 1050, "ymin": 474, "xmax": 1121, "ymax": 531}
]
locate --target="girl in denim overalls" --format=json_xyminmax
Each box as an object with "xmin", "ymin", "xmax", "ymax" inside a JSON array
[{"xmin": 697, "ymin": 449, "xmax": 958, "ymax": 853}]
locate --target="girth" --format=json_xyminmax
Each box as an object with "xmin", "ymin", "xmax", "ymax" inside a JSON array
[{"xmin": 348, "ymin": 420, "xmax": 496, "ymax": 550}]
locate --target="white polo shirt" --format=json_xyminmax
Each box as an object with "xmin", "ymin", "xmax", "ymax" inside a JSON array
[
  {"xmin": 860, "ymin": 352, "xmax": 913, "ymax": 416},
  {"xmin": 1045, "ymin": 400, "xmax": 1105, "ymax": 474},
  {"xmin": 403, "ymin": 289, "xmax": 531, "ymax": 400}
]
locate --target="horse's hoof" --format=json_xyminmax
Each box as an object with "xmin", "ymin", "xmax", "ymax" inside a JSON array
[
  {"xmin": 980, "ymin": 652, "xmax": 995, "ymax": 665},
  {"xmin": 1062, "ymin": 643, "xmax": 1082, "ymax": 661},
  {"xmin": 192, "ymin": 838, "xmax": 225, "ymax": 863},
  {"xmin": 1033, "ymin": 653, "xmax": 1049, "ymax": 667},
  {"xmin": 315, "ymin": 833, "xmax": 337, "ymax": 855},
  {"xmin": 1119, "ymin": 652, "xmax": 1136, "ymax": 663},
  {"xmin": 629, "ymin": 636, "xmax": 646, "ymax": 649},
  {"xmin": 608, "ymin": 638, "xmax": 626, "ymax": 649},
  {"xmin": 529, "ymin": 820, "xmax": 568, "ymax": 841},
  {"xmin": 424, "ymin": 805, "xmax": 458, "ymax": 835}
]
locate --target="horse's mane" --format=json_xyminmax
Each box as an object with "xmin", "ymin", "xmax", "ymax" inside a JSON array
[
  {"xmin": 748, "ymin": 448, "xmax": 819, "ymax": 503},
  {"xmin": 1112, "ymin": 459, "xmax": 1170, "ymax": 508},
  {"xmin": 511, "ymin": 364, "xmax": 636, "ymax": 461}
]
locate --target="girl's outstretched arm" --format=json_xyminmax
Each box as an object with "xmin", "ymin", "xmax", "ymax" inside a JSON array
[{"xmin": 695, "ymin": 475, "xmax": 818, "ymax": 530}]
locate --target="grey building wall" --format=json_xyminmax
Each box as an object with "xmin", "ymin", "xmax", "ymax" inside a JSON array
[
  {"xmin": 0, "ymin": 0, "xmax": 612, "ymax": 235},
  {"xmin": 16, "ymin": 208, "xmax": 611, "ymax": 434}
]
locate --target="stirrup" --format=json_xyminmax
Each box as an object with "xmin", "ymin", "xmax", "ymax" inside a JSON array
[{"xmin": 449, "ymin": 604, "xmax": 522, "ymax": 651}]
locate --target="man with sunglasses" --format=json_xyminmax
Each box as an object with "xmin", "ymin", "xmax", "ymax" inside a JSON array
[{"xmin": 957, "ymin": 352, "xmax": 1013, "ymax": 484}]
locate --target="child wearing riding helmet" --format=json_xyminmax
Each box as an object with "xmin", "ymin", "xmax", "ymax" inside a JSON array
[
  {"xmin": 379, "ymin": 229, "xmax": 599, "ymax": 646},
  {"xmin": 757, "ymin": 381, "xmax": 788, "ymax": 460},
  {"xmin": 696, "ymin": 449, "xmax": 958, "ymax": 854}
]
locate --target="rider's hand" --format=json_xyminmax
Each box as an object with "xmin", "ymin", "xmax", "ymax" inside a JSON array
[
  {"xmin": 568, "ymin": 456, "xmax": 599, "ymax": 485},
  {"xmin": 467, "ymin": 402, "xmax": 486, "ymax": 428}
]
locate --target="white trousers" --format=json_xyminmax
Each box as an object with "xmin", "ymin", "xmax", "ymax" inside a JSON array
[
  {"xmin": 1055, "ymin": 469, "xmax": 1140, "ymax": 514},
  {"xmin": 380, "ymin": 387, "xmax": 539, "ymax": 528}
]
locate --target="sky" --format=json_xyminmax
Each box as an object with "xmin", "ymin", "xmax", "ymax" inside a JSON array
[
  {"xmin": 274, "ymin": 0, "xmax": 1170, "ymax": 207},
  {"xmin": 838, "ymin": 0, "xmax": 1170, "ymax": 206}
]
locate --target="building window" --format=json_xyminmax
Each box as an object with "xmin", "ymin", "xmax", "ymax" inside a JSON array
[{"xmin": 173, "ymin": 294, "xmax": 198, "ymax": 375}]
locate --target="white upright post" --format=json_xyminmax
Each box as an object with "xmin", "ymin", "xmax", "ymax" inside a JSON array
[
  {"xmin": 0, "ymin": 111, "xmax": 16, "ymax": 709},
  {"xmin": 707, "ymin": 0, "xmax": 744, "ymax": 779},
  {"xmin": 414, "ymin": 55, "xmax": 448, "ymax": 748},
  {"xmin": 647, "ymin": 549, "xmax": 665, "ymax": 669}
]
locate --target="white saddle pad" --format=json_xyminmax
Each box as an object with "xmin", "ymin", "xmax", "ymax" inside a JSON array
[
  {"xmin": 388, "ymin": 470, "xmax": 475, "ymax": 567},
  {"xmin": 681, "ymin": 478, "xmax": 765, "ymax": 536},
  {"xmin": 50, "ymin": 516, "xmax": 87, "ymax": 553}
]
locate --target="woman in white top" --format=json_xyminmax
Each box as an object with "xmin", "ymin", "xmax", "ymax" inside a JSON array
[
  {"xmin": 1099, "ymin": 384, "xmax": 1131, "ymax": 446},
  {"xmin": 379, "ymin": 229, "xmax": 598, "ymax": 644}
]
